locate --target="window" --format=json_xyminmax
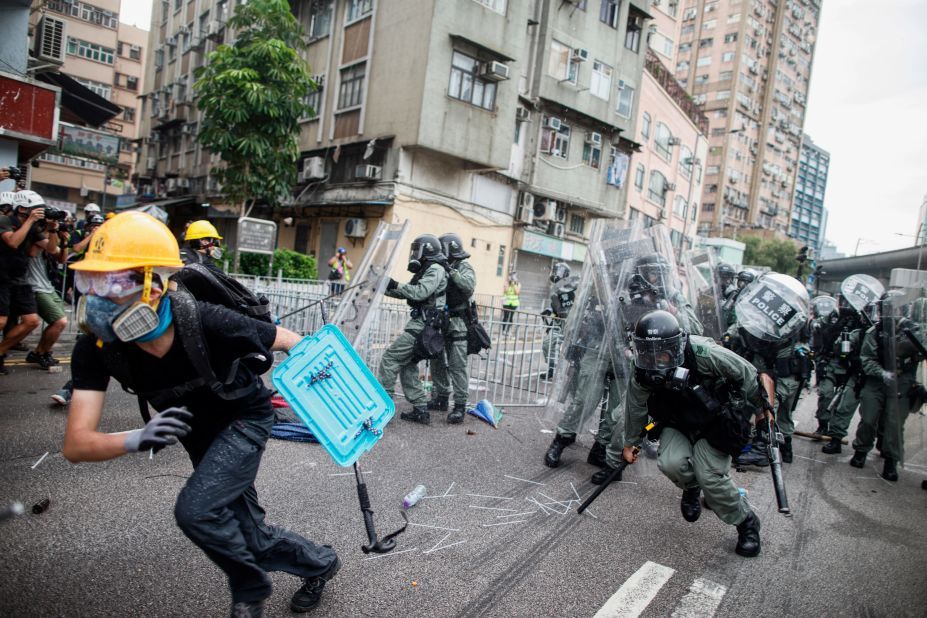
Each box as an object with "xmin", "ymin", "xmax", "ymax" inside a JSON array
[
  {"xmin": 634, "ymin": 164, "xmax": 645, "ymax": 190},
  {"xmin": 338, "ymin": 62, "xmax": 366, "ymax": 109},
  {"xmin": 679, "ymin": 146, "xmax": 693, "ymax": 178},
  {"xmin": 607, "ymin": 147, "xmax": 629, "ymax": 187},
  {"xmin": 67, "ymin": 38, "xmax": 115, "ymax": 64},
  {"xmin": 641, "ymin": 112, "xmax": 651, "ymax": 140},
  {"xmin": 661, "ymin": 35, "xmax": 674, "ymax": 58},
  {"xmin": 679, "ymin": 42, "xmax": 692, "ymax": 53},
  {"xmin": 722, "ymin": 51, "xmax": 735, "ymax": 62},
  {"xmin": 123, "ymin": 106, "xmax": 136, "ymax": 122},
  {"xmin": 497, "ymin": 245, "xmax": 506, "ymax": 277},
  {"xmin": 703, "ymin": 202, "xmax": 715, "ymax": 212},
  {"xmin": 181, "ymin": 25, "xmax": 193, "ymax": 53},
  {"xmin": 308, "ymin": 0, "xmax": 333, "ymax": 38},
  {"xmin": 129, "ymin": 45, "xmax": 141, "ymax": 60},
  {"xmin": 569, "ymin": 214, "xmax": 585, "ymax": 235},
  {"xmin": 691, "ymin": 202, "xmax": 698, "ymax": 221},
  {"xmin": 625, "ymin": 15, "xmax": 642, "ymax": 52},
  {"xmin": 699, "ymin": 38, "xmax": 714, "ymax": 48},
  {"xmin": 616, "ymin": 83, "xmax": 634, "ymax": 118},
  {"xmin": 126, "ymin": 76, "xmax": 139, "ymax": 91},
  {"xmin": 648, "ymin": 170, "xmax": 668, "ymax": 206},
  {"xmin": 724, "ymin": 32, "xmax": 738, "ymax": 44},
  {"xmin": 674, "ymin": 196, "xmax": 687, "ymax": 217},
  {"xmin": 702, "ymin": 19, "xmax": 717, "ymax": 30},
  {"xmin": 548, "ymin": 40, "xmax": 578, "ymax": 84},
  {"xmin": 719, "ymin": 70, "xmax": 733, "ymax": 81},
  {"xmin": 582, "ymin": 140, "xmax": 601, "ymax": 169},
  {"xmin": 716, "ymin": 90, "xmax": 731, "ymax": 100},
  {"xmin": 590, "ymin": 61, "xmax": 612, "ymax": 100},
  {"xmin": 540, "ymin": 119, "xmax": 571, "ymax": 159},
  {"xmin": 654, "ymin": 122, "xmax": 672, "ymax": 161},
  {"xmin": 75, "ymin": 77, "xmax": 111, "ymax": 100},
  {"xmin": 302, "ymin": 76, "xmax": 324, "ymax": 120},
  {"xmin": 696, "ymin": 55, "xmax": 712, "ymax": 67},
  {"xmin": 48, "ymin": 1, "xmax": 118, "ymax": 29},
  {"xmin": 600, "ymin": 0, "xmax": 619, "ymax": 28},
  {"xmin": 448, "ymin": 51, "xmax": 497, "ymax": 110},
  {"xmin": 473, "ymin": 0, "xmax": 506, "ymax": 14},
  {"xmin": 154, "ymin": 48, "xmax": 164, "ymax": 70},
  {"xmin": 346, "ymin": 0, "xmax": 373, "ymax": 23}
]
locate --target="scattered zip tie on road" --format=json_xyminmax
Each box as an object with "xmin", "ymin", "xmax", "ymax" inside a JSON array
[
  {"xmin": 465, "ymin": 493, "xmax": 513, "ymax": 500},
  {"xmin": 481, "ymin": 520, "xmax": 529, "ymax": 527},
  {"xmin": 504, "ymin": 474, "xmax": 544, "ymax": 485},
  {"xmin": 31, "ymin": 452, "xmax": 49, "ymax": 470},
  {"xmin": 537, "ymin": 492, "xmax": 573, "ymax": 509},
  {"xmin": 794, "ymin": 455, "xmax": 827, "ymax": 464},
  {"xmin": 423, "ymin": 539, "xmax": 467, "ymax": 554},
  {"xmin": 468, "ymin": 505, "xmax": 519, "ymax": 512},
  {"xmin": 496, "ymin": 511, "xmax": 538, "ymax": 519},
  {"xmin": 408, "ymin": 522, "xmax": 461, "ymax": 532},
  {"xmin": 363, "ymin": 547, "xmax": 418, "ymax": 561}
]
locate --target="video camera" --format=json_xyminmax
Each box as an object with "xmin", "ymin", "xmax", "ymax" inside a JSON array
[{"xmin": 43, "ymin": 206, "xmax": 68, "ymax": 222}]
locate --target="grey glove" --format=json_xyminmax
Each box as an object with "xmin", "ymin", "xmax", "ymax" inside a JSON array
[
  {"xmin": 124, "ymin": 407, "xmax": 193, "ymax": 453},
  {"xmin": 881, "ymin": 370, "xmax": 896, "ymax": 385}
]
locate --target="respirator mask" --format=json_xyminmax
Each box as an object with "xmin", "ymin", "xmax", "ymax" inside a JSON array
[{"xmin": 76, "ymin": 268, "xmax": 168, "ymax": 343}]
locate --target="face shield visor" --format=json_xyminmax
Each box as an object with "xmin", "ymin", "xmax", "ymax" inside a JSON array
[{"xmin": 408, "ymin": 241, "xmax": 427, "ymax": 273}]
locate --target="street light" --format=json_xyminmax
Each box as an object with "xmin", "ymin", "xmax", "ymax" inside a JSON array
[
  {"xmin": 894, "ymin": 232, "xmax": 925, "ymax": 272},
  {"xmin": 854, "ymin": 238, "xmax": 876, "ymax": 256}
]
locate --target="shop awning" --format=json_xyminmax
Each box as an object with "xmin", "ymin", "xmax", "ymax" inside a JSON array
[{"xmin": 36, "ymin": 72, "xmax": 121, "ymax": 128}]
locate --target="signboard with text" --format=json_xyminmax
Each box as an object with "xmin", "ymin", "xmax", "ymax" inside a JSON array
[
  {"xmin": 237, "ymin": 217, "xmax": 277, "ymax": 255},
  {"xmin": 59, "ymin": 122, "xmax": 121, "ymax": 165}
]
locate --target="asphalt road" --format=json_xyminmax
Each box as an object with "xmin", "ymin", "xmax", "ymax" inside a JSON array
[{"xmin": 1, "ymin": 340, "xmax": 926, "ymax": 617}]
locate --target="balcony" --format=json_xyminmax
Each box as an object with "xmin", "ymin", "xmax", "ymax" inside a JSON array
[{"xmin": 645, "ymin": 49, "xmax": 709, "ymax": 134}]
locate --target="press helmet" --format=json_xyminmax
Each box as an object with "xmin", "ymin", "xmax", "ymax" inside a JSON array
[
  {"xmin": 12, "ymin": 190, "xmax": 45, "ymax": 210},
  {"xmin": 632, "ymin": 310, "xmax": 689, "ymax": 389},
  {"xmin": 550, "ymin": 262, "xmax": 571, "ymax": 283},
  {"xmin": 84, "ymin": 203, "xmax": 101, "ymax": 215},
  {"xmin": 408, "ymin": 234, "xmax": 444, "ymax": 273},
  {"xmin": 439, "ymin": 232, "xmax": 470, "ymax": 261},
  {"xmin": 0, "ymin": 191, "xmax": 14, "ymax": 215}
]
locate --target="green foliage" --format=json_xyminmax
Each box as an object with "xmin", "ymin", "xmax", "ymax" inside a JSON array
[
  {"xmin": 742, "ymin": 235, "xmax": 801, "ymax": 275},
  {"xmin": 237, "ymin": 249, "xmax": 317, "ymax": 280},
  {"xmin": 194, "ymin": 0, "xmax": 316, "ymax": 211}
]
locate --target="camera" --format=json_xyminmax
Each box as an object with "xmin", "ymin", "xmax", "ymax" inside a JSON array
[{"xmin": 43, "ymin": 206, "xmax": 67, "ymax": 222}]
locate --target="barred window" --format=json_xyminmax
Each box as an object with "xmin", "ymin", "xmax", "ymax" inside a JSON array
[{"xmin": 338, "ymin": 63, "xmax": 365, "ymax": 109}]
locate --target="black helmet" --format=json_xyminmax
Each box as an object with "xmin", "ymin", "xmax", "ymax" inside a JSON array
[
  {"xmin": 717, "ymin": 263, "xmax": 736, "ymax": 281},
  {"xmin": 632, "ymin": 310, "xmax": 689, "ymax": 389},
  {"xmin": 438, "ymin": 232, "xmax": 469, "ymax": 261},
  {"xmin": 636, "ymin": 253, "xmax": 671, "ymax": 295},
  {"xmin": 408, "ymin": 234, "xmax": 444, "ymax": 273},
  {"xmin": 550, "ymin": 262, "xmax": 571, "ymax": 283},
  {"xmin": 87, "ymin": 214, "xmax": 105, "ymax": 226},
  {"xmin": 736, "ymin": 269, "xmax": 756, "ymax": 289}
]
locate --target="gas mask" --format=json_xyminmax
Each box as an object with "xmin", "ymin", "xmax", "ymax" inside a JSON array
[
  {"xmin": 635, "ymin": 366, "xmax": 690, "ymax": 391},
  {"xmin": 76, "ymin": 269, "xmax": 170, "ymax": 343}
]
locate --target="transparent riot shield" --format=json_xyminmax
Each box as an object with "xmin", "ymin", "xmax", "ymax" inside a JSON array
[
  {"xmin": 883, "ymin": 287, "xmax": 927, "ymax": 464},
  {"xmin": 542, "ymin": 220, "xmax": 613, "ymax": 435},
  {"xmin": 840, "ymin": 274, "xmax": 885, "ymax": 314},
  {"xmin": 330, "ymin": 220, "xmax": 410, "ymax": 348},
  {"xmin": 734, "ymin": 272, "xmax": 810, "ymax": 343},
  {"xmin": 682, "ymin": 248, "xmax": 724, "ymax": 341}
]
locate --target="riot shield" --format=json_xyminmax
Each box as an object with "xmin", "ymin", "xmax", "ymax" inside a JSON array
[
  {"xmin": 734, "ymin": 272, "xmax": 810, "ymax": 343},
  {"xmin": 330, "ymin": 220, "xmax": 410, "ymax": 348},
  {"xmin": 811, "ymin": 295, "xmax": 837, "ymax": 319},
  {"xmin": 840, "ymin": 274, "xmax": 885, "ymax": 314},
  {"xmin": 682, "ymin": 247, "xmax": 724, "ymax": 341}
]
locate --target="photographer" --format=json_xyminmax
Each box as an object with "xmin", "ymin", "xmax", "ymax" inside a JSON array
[
  {"xmin": 25, "ymin": 205, "xmax": 69, "ymax": 369},
  {"xmin": 0, "ymin": 190, "xmax": 51, "ymax": 375}
]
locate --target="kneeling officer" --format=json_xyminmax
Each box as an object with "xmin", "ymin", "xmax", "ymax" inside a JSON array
[
  {"xmin": 62, "ymin": 212, "xmax": 339, "ymax": 617},
  {"xmin": 622, "ymin": 310, "xmax": 765, "ymax": 557}
]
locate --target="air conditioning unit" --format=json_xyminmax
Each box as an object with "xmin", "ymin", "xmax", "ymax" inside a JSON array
[
  {"xmin": 355, "ymin": 164, "xmax": 382, "ymax": 181},
  {"xmin": 302, "ymin": 156, "xmax": 325, "ymax": 181},
  {"xmin": 665, "ymin": 182, "xmax": 677, "ymax": 192},
  {"xmin": 165, "ymin": 35, "xmax": 177, "ymax": 47},
  {"xmin": 572, "ymin": 48, "xmax": 589, "ymax": 62},
  {"xmin": 344, "ymin": 218, "xmax": 368, "ymax": 238},
  {"xmin": 533, "ymin": 199, "xmax": 557, "ymax": 221},
  {"xmin": 585, "ymin": 131, "xmax": 602, "ymax": 146},
  {"xmin": 547, "ymin": 221, "xmax": 565, "ymax": 238},
  {"xmin": 206, "ymin": 176, "xmax": 221, "ymax": 193},
  {"xmin": 206, "ymin": 21, "xmax": 222, "ymax": 38},
  {"xmin": 555, "ymin": 206, "xmax": 567, "ymax": 223},
  {"xmin": 177, "ymin": 177, "xmax": 190, "ymax": 189},
  {"xmin": 479, "ymin": 61, "xmax": 510, "ymax": 82},
  {"xmin": 166, "ymin": 178, "xmax": 178, "ymax": 191},
  {"xmin": 545, "ymin": 117, "xmax": 562, "ymax": 131},
  {"xmin": 517, "ymin": 204, "xmax": 534, "ymax": 224},
  {"xmin": 190, "ymin": 36, "xmax": 204, "ymax": 50},
  {"xmin": 515, "ymin": 107, "xmax": 530, "ymax": 122},
  {"xmin": 181, "ymin": 124, "xmax": 193, "ymax": 135},
  {"xmin": 518, "ymin": 191, "xmax": 534, "ymax": 211},
  {"xmin": 667, "ymin": 137, "xmax": 682, "ymax": 146},
  {"xmin": 146, "ymin": 157, "xmax": 156, "ymax": 170},
  {"xmin": 34, "ymin": 16, "xmax": 67, "ymax": 65},
  {"xmin": 617, "ymin": 79, "xmax": 628, "ymax": 90}
]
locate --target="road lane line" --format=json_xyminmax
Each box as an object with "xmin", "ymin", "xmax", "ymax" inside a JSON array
[
  {"xmin": 592, "ymin": 561, "xmax": 675, "ymax": 618},
  {"xmin": 670, "ymin": 577, "xmax": 728, "ymax": 618}
]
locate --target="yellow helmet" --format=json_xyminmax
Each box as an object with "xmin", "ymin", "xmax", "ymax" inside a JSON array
[
  {"xmin": 184, "ymin": 220, "xmax": 223, "ymax": 241},
  {"xmin": 71, "ymin": 211, "xmax": 184, "ymax": 272}
]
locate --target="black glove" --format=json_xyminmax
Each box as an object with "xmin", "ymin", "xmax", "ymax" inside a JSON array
[
  {"xmin": 386, "ymin": 278, "xmax": 399, "ymax": 292},
  {"xmin": 123, "ymin": 407, "xmax": 193, "ymax": 453}
]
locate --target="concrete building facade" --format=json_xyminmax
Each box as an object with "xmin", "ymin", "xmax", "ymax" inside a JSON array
[
  {"xmin": 673, "ymin": 0, "xmax": 821, "ymax": 239},
  {"xmin": 916, "ymin": 194, "xmax": 927, "ymax": 246},
  {"xmin": 789, "ymin": 132, "xmax": 828, "ymax": 251},
  {"xmin": 29, "ymin": 0, "xmax": 147, "ymax": 213}
]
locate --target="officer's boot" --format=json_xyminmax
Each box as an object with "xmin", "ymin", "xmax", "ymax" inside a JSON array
[
  {"xmin": 590, "ymin": 464, "xmax": 622, "ymax": 485},
  {"xmin": 814, "ymin": 420, "xmax": 828, "ymax": 437},
  {"xmin": 882, "ymin": 458, "xmax": 899, "ymax": 482},
  {"xmin": 426, "ymin": 396, "xmax": 448, "ymax": 412},
  {"xmin": 849, "ymin": 451, "xmax": 867, "ymax": 468},
  {"xmin": 822, "ymin": 436, "xmax": 842, "ymax": 455},
  {"xmin": 447, "ymin": 403, "xmax": 465, "ymax": 425},
  {"xmin": 586, "ymin": 441, "xmax": 607, "ymax": 468},
  {"xmin": 735, "ymin": 511, "xmax": 762, "ymax": 557},
  {"xmin": 544, "ymin": 433, "xmax": 575, "ymax": 468},
  {"xmin": 781, "ymin": 436, "xmax": 793, "ymax": 463},
  {"xmin": 400, "ymin": 406, "xmax": 431, "ymax": 425},
  {"xmin": 680, "ymin": 487, "xmax": 701, "ymax": 522}
]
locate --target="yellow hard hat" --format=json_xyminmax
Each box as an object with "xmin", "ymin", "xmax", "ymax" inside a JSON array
[
  {"xmin": 71, "ymin": 211, "xmax": 184, "ymax": 272},
  {"xmin": 184, "ymin": 220, "xmax": 223, "ymax": 241}
]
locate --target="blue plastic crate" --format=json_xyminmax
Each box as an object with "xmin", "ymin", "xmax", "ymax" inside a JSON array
[{"xmin": 272, "ymin": 324, "xmax": 395, "ymax": 467}]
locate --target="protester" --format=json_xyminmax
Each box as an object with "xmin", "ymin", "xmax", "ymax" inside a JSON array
[
  {"xmin": 327, "ymin": 247, "xmax": 353, "ymax": 295},
  {"xmin": 500, "ymin": 272, "xmax": 520, "ymax": 335},
  {"xmin": 180, "ymin": 219, "xmax": 224, "ymax": 269},
  {"xmin": 61, "ymin": 212, "xmax": 339, "ymax": 617}
]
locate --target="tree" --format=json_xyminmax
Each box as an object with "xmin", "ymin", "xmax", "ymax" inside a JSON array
[
  {"xmin": 194, "ymin": 0, "xmax": 314, "ymax": 217},
  {"xmin": 741, "ymin": 235, "xmax": 800, "ymax": 275}
]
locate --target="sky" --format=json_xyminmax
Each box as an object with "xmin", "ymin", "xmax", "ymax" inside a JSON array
[
  {"xmin": 803, "ymin": 0, "xmax": 927, "ymax": 256},
  {"xmin": 118, "ymin": 1, "xmax": 927, "ymax": 257}
]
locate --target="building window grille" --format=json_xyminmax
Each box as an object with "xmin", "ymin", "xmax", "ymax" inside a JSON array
[
  {"xmin": 338, "ymin": 63, "xmax": 366, "ymax": 109},
  {"xmin": 448, "ymin": 51, "xmax": 497, "ymax": 111}
]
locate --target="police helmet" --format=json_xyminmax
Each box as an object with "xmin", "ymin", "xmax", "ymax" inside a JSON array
[
  {"xmin": 408, "ymin": 234, "xmax": 444, "ymax": 273},
  {"xmin": 736, "ymin": 269, "xmax": 756, "ymax": 289},
  {"xmin": 717, "ymin": 263, "xmax": 736, "ymax": 281},
  {"xmin": 636, "ymin": 253, "xmax": 671, "ymax": 294},
  {"xmin": 439, "ymin": 232, "xmax": 470, "ymax": 261},
  {"xmin": 550, "ymin": 262, "xmax": 571, "ymax": 283},
  {"xmin": 632, "ymin": 310, "xmax": 688, "ymax": 388}
]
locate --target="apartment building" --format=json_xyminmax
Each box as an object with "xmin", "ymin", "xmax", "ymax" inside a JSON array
[
  {"xmin": 628, "ymin": 0, "xmax": 708, "ymax": 253},
  {"xmin": 28, "ymin": 1, "xmax": 147, "ymax": 213},
  {"xmin": 916, "ymin": 194, "xmax": 927, "ymax": 246},
  {"xmin": 674, "ymin": 0, "xmax": 821, "ymax": 239},
  {"xmin": 789, "ymin": 132, "xmax": 828, "ymax": 251}
]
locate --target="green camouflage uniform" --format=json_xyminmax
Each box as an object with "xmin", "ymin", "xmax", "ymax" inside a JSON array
[
  {"xmin": 377, "ymin": 263, "xmax": 447, "ymax": 407},
  {"xmin": 624, "ymin": 336, "xmax": 763, "ymax": 526},
  {"xmin": 825, "ymin": 329, "xmax": 863, "ymax": 439},
  {"xmin": 431, "ymin": 260, "xmax": 476, "ymax": 407}
]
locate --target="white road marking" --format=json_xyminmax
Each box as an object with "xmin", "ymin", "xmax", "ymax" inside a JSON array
[
  {"xmin": 592, "ymin": 561, "xmax": 676, "ymax": 618},
  {"xmin": 670, "ymin": 577, "xmax": 728, "ymax": 618}
]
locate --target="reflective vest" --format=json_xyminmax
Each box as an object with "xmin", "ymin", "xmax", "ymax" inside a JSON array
[{"xmin": 503, "ymin": 283, "xmax": 520, "ymax": 307}]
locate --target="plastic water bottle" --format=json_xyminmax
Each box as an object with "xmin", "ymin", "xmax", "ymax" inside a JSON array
[
  {"xmin": 402, "ymin": 485, "xmax": 427, "ymax": 509},
  {"xmin": 738, "ymin": 488, "xmax": 748, "ymax": 499}
]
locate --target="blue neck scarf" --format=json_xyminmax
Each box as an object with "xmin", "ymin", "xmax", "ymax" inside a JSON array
[{"xmin": 134, "ymin": 296, "xmax": 173, "ymax": 343}]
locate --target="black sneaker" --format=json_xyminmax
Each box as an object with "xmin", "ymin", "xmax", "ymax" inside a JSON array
[
  {"xmin": 230, "ymin": 600, "xmax": 265, "ymax": 618},
  {"xmin": 26, "ymin": 351, "xmax": 42, "ymax": 365},
  {"xmin": 43, "ymin": 353, "xmax": 60, "ymax": 366},
  {"xmin": 290, "ymin": 557, "xmax": 342, "ymax": 613}
]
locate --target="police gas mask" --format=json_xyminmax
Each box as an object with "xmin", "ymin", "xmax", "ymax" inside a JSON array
[
  {"xmin": 76, "ymin": 268, "xmax": 171, "ymax": 343},
  {"xmin": 407, "ymin": 236, "xmax": 441, "ymax": 273}
]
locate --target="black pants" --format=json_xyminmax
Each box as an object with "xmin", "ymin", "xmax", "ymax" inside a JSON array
[
  {"xmin": 174, "ymin": 411, "xmax": 338, "ymax": 603},
  {"xmin": 501, "ymin": 304, "xmax": 517, "ymax": 333}
]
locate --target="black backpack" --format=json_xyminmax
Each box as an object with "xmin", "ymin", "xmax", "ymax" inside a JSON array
[{"xmin": 171, "ymin": 262, "xmax": 273, "ymax": 323}]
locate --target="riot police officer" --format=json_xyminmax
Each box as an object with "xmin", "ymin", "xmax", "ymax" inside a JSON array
[
  {"xmin": 378, "ymin": 235, "xmax": 448, "ymax": 424},
  {"xmin": 427, "ymin": 233, "xmax": 476, "ymax": 423},
  {"xmin": 620, "ymin": 310, "xmax": 765, "ymax": 557},
  {"xmin": 632, "ymin": 252, "xmax": 703, "ymax": 335},
  {"xmin": 717, "ymin": 263, "xmax": 736, "ymax": 300},
  {"xmin": 542, "ymin": 262, "xmax": 577, "ymax": 380}
]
